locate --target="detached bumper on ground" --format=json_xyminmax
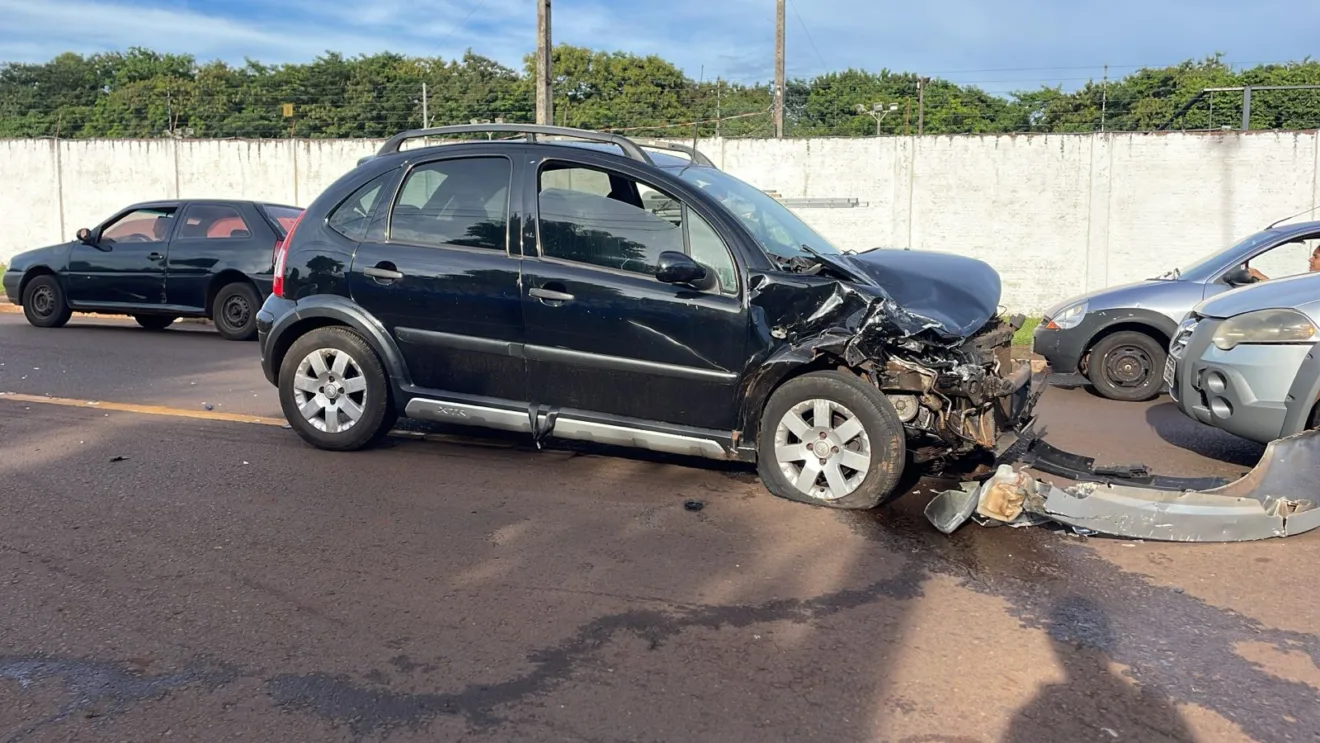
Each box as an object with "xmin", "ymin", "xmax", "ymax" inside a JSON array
[{"xmin": 928, "ymin": 429, "xmax": 1320, "ymax": 542}]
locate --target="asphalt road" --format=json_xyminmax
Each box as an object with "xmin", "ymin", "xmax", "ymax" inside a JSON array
[{"xmin": 2, "ymin": 311, "xmax": 1317, "ymax": 743}]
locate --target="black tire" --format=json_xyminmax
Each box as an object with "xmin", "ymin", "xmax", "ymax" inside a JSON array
[
  {"xmin": 134, "ymin": 314, "xmax": 177, "ymax": 331},
  {"xmin": 1086, "ymin": 331, "xmax": 1167, "ymax": 402},
  {"xmin": 279, "ymin": 326, "xmax": 393, "ymax": 451},
  {"xmin": 756, "ymin": 371, "xmax": 907, "ymax": 510},
  {"xmin": 21, "ymin": 274, "xmax": 72, "ymax": 329},
  {"xmin": 212, "ymin": 281, "xmax": 260, "ymax": 341}
]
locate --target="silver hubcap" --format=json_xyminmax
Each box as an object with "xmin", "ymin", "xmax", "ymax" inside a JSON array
[
  {"xmin": 292, "ymin": 348, "xmax": 368, "ymax": 434},
  {"xmin": 774, "ymin": 399, "xmax": 872, "ymax": 501},
  {"xmin": 32, "ymin": 286, "xmax": 55, "ymax": 317}
]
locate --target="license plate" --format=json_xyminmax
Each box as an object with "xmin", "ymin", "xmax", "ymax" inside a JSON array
[{"xmin": 1162, "ymin": 356, "xmax": 1177, "ymax": 389}]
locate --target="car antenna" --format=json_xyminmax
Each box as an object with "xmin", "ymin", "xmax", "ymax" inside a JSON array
[{"xmin": 1267, "ymin": 205, "xmax": 1320, "ymax": 229}]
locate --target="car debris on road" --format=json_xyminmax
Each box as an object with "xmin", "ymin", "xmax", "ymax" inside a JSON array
[{"xmin": 927, "ymin": 428, "xmax": 1320, "ymax": 542}]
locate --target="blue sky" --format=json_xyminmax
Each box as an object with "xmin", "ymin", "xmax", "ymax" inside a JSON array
[{"xmin": 2, "ymin": 0, "xmax": 1317, "ymax": 92}]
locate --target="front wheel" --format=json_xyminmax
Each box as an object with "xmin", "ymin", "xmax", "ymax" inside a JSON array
[
  {"xmin": 134, "ymin": 314, "xmax": 177, "ymax": 331},
  {"xmin": 279, "ymin": 326, "xmax": 393, "ymax": 451},
  {"xmin": 756, "ymin": 371, "xmax": 907, "ymax": 510},
  {"xmin": 212, "ymin": 282, "xmax": 260, "ymax": 341},
  {"xmin": 21, "ymin": 275, "xmax": 72, "ymax": 329},
  {"xmin": 1086, "ymin": 331, "xmax": 1166, "ymax": 402}
]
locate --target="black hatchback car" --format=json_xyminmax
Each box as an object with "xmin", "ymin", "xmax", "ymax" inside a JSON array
[
  {"xmin": 257, "ymin": 124, "xmax": 1041, "ymax": 510},
  {"xmin": 3, "ymin": 199, "xmax": 303, "ymax": 340}
]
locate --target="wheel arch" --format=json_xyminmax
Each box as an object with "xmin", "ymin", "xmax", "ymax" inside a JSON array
[
  {"xmin": 18, "ymin": 265, "xmax": 60, "ymax": 300},
  {"xmin": 735, "ymin": 349, "xmax": 857, "ymax": 450},
  {"xmin": 266, "ymin": 297, "xmax": 412, "ymax": 389},
  {"xmin": 206, "ymin": 270, "xmax": 257, "ymax": 312},
  {"xmin": 1079, "ymin": 316, "xmax": 1175, "ymax": 374}
]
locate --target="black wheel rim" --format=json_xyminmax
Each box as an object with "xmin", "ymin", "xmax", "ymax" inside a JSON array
[
  {"xmin": 31, "ymin": 286, "xmax": 55, "ymax": 318},
  {"xmin": 1105, "ymin": 345, "xmax": 1154, "ymax": 388},
  {"xmin": 222, "ymin": 294, "xmax": 251, "ymax": 330}
]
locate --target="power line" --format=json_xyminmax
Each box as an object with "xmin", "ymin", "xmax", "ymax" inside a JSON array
[
  {"xmin": 787, "ymin": 0, "xmax": 828, "ymax": 73},
  {"xmin": 436, "ymin": 0, "xmax": 493, "ymax": 48}
]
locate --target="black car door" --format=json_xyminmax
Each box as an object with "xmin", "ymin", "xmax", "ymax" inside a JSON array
[
  {"xmin": 347, "ymin": 153, "xmax": 528, "ymax": 402},
  {"xmin": 67, "ymin": 205, "xmax": 177, "ymax": 307},
  {"xmin": 166, "ymin": 202, "xmax": 270, "ymax": 312},
  {"xmin": 521, "ymin": 156, "xmax": 748, "ymax": 432}
]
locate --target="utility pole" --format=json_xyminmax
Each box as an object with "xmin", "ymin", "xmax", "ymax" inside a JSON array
[
  {"xmin": 716, "ymin": 77, "xmax": 722, "ymax": 138},
  {"xmin": 774, "ymin": 0, "xmax": 785, "ymax": 138},
  {"xmin": 421, "ymin": 82, "xmax": 429, "ymax": 128},
  {"xmin": 917, "ymin": 77, "xmax": 928, "ymax": 136},
  {"xmin": 1100, "ymin": 64, "xmax": 1108, "ymax": 132},
  {"xmin": 536, "ymin": 0, "xmax": 553, "ymax": 126},
  {"xmin": 1241, "ymin": 85, "xmax": 1252, "ymax": 131}
]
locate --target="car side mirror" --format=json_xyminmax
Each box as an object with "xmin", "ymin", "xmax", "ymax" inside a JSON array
[
  {"xmin": 76, "ymin": 227, "xmax": 94, "ymax": 244},
  {"xmin": 656, "ymin": 251, "xmax": 711, "ymax": 288},
  {"xmin": 1222, "ymin": 265, "xmax": 1255, "ymax": 287}
]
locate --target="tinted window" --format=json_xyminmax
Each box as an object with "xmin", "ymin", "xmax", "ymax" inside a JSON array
[
  {"xmin": 389, "ymin": 157, "xmax": 510, "ymax": 251},
  {"xmin": 101, "ymin": 207, "xmax": 176, "ymax": 243},
  {"xmin": 177, "ymin": 205, "xmax": 253, "ymax": 240},
  {"xmin": 537, "ymin": 167, "xmax": 683, "ymax": 275},
  {"xmin": 537, "ymin": 165, "xmax": 737, "ymax": 292},
  {"xmin": 261, "ymin": 205, "xmax": 304, "ymax": 235},
  {"xmin": 328, "ymin": 173, "xmax": 392, "ymax": 242}
]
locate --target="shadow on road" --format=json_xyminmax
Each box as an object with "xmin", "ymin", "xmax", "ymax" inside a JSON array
[
  {"xmin": 1003, "ymin": 596, "xmax": 1194, "ymax": 743},
  {"xmin": 1144, "ymin": 401, "xmax": 1264, "ymax": 468}
]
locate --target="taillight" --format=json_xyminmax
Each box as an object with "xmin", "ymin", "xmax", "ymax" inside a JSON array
[{"xmin": 272, "ymin": 214, "xmax": 303, "ymax": 299}]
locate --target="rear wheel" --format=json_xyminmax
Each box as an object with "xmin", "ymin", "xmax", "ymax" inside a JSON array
[
  {"xmin": 279, "ymin": 326, "xmax": 393, "ymax": 451},
  {"xmin": 21, "ymin": 275, "xmax": 72, "ymax": 329},
  {"xmin": 134, "ymin": 314, "xmax": 176, "ymax": 331},
  {"xmin": 756, "ymin": 371, "xmax": 906, "ymax": 510},
  {"xmin": 1087, "ymin": 331, "xmax": 1166, "ymax": 402},
  {"xmin": 212, "ymin": 282, "xmax": 260, "ymax": 341}
]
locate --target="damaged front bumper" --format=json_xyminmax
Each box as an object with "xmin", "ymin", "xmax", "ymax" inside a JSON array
[{"xmin": 927, "ymin": 429, "xmax": 1320, "ymax": 542}]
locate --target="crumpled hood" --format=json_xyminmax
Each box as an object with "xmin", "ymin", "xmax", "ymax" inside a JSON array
[{"xmin": 840, "ymin": 248, "xmax": 1002, "ymax": 338}]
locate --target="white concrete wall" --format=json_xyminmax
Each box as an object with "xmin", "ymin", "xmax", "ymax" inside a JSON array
[{"xmin": 3, "ymin": 131, "xmax": 1317, "ymax": 313}]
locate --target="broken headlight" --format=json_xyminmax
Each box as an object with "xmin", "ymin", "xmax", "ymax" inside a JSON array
[
  {"xmin": 1046, "ymin": 301, "xmax": 1087, "ymax": 330},
  {"xmin": 1211, "ymin": 308, "xmax": 1318, "ymax": 351}
]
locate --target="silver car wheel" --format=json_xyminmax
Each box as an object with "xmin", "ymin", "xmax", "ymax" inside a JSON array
[
  {"xmin": 292, "ymin": 348, "xmax": 368, "ymax": 434},
  {"xmin": 774, "ymin": 398, "xmax": 872, "ymax": 501}
]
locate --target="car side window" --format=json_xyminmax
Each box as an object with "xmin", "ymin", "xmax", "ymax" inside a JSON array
[
  {"xmin": 177, "ymin": 205, "xmax": 253, "ymax": 241},
  {"xmin": 1244, "ymin": 235, "xmax": 1320, "ymax": 281},
  {"xmin": 328, "ymin": 172, "xmax": 393, "ymax": 242},
  {"xmin": 537, "ymin": 164, "xmax": 737, "ymax": 293},
  {"xmin": 686, "ymin": 208, "xmax": 738, "ymax": 295},
  {"xmin": 388, "ymin": 157, "xmax": 510, "ymax": 251},
  {"xmin": 100, "ymin": 207, "xmax": 177, "ymax": 244}
]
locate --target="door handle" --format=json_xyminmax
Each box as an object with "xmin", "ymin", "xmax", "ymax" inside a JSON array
[
  {"xmin": 530, "ymin": 287, "xmax": 575, "ymax": 302},
  {"xmin": 364, "ymin": 266, "xmax": 404, "ymax": 281},
  {"xmin": 148, "ymin": 252, "xmax": 164, "ymax": 261}
]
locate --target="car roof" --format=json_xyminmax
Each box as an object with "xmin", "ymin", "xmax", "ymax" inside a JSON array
[
  {"xmin": 378, "ymin": 138, "xmax": 711, "ymax": 171},
  {"xmin": 1266, "ymin": 220, "xmax": 1320, "ymax": 237},
  {"xmin": 118, "ymin": 199, "xmax": 303, "ymax": 212}
]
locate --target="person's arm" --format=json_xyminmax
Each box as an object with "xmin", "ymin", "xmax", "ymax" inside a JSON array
[{"xmin": 1248, "ymin": 266, "xmax": 1269, "ymax": 281}]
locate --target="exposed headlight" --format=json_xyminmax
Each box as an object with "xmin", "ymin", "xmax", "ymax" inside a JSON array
[
  {"xmin": 1046, "ymin": 301, "xmax": 1088, "ymax": 330},
  {"xmin": 1211, "ymin": 309, "xmax": 1318, "ymax": 351}
]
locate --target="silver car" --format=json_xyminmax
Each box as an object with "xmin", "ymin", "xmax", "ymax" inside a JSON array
[
  {"xmin": 1033, "ymin": 220, "xmax": 1320, "ymax": 401},
  {"xmin": 1168, "ymin": 271, "xmax": 1320, "ymax": 443}
]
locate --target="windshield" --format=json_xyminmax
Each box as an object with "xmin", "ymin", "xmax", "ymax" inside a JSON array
[
  {"xmin": 671, "ymin": 166, "xmax": 843, "ymax": 260},
  {"xmin": 1166, "ymin": 229, "xmax": 1280, "ymax": 281}
]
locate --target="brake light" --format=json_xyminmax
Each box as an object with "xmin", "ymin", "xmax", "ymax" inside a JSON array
[{"xmin": 272, "ymin": 214, "xmax": 303, "ymax": 299}]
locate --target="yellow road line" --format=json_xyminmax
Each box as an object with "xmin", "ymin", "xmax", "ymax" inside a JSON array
[
  {"xmin": 0, "ymin": 392, "xmax": 516, "ymax": 449},
  {"xmin": 0, "ymin": 392, "xmax": 286, "ymax": 426}
]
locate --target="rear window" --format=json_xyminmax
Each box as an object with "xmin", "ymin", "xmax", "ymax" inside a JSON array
[{"xmin": 261, "ymin": 205, "xmax": 304, "ymax": 236}]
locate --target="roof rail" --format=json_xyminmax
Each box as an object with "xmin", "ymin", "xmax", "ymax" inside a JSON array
[
  {"xmin": 375, "ymin": 124, "xmax": 655, "ymax": 165},
  {"xmin": 628, "ymin": 139, "xmax": 716, "ymax": 167}
]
